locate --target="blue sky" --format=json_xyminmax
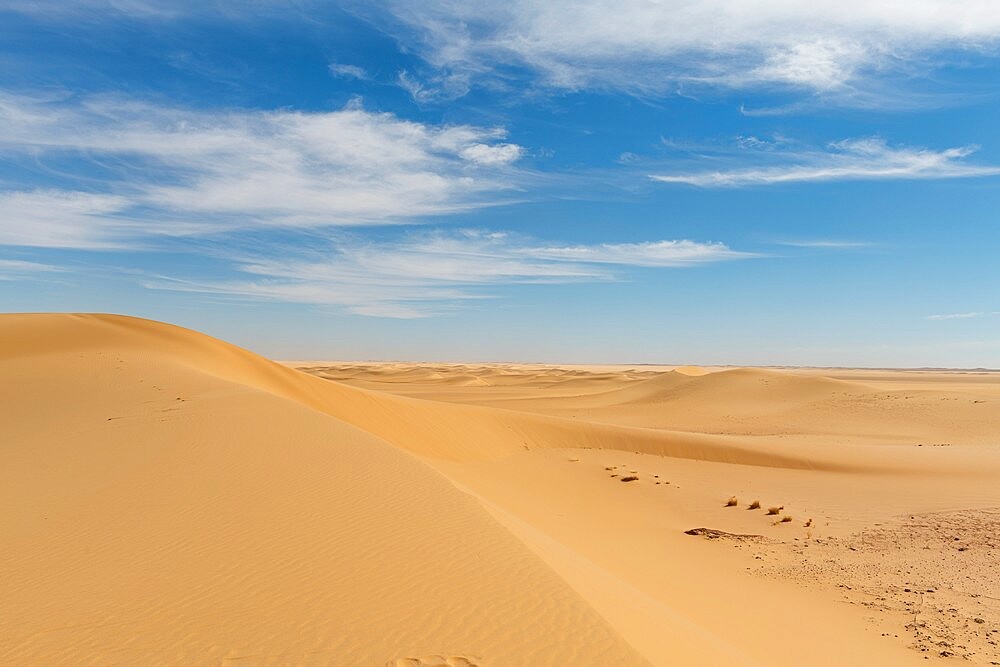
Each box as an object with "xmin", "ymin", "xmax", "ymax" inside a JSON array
[{"xmin": 1, "ymin": 1, "xmax": 999, "ymax": 366}]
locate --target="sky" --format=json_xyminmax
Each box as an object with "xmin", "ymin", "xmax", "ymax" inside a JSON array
[{"xmin": 1, "ymin": 1, "xmax": 999, "ymax": 367}]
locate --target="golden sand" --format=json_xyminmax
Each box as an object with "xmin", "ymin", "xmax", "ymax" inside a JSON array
[{"xmin": 3, "ymin": 314, "xmax": 999, "ymax": 665}]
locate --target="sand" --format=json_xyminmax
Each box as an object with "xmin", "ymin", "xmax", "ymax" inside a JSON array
[{"xmin": 3, "ymin": 314, "xmax": 999, "ymax": 665}]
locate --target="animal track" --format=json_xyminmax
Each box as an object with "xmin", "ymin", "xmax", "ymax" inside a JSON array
[{"xmin": 389, "ymin": 654, "xmax": 481, "ymax": 667}]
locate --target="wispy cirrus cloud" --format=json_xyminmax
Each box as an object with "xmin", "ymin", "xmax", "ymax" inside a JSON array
[
  {"xmin": 396, "ymin": 70, "xmax": 472, "ymax": 104},
  {"xmin": 0, "ymin": 258, "xmax": 64, "ymax": 280},
  {"xmin": 528, "ymin": 239, "xmax": 750, "ymax": 266},
  {"xmin": 925, "ymin": 312, "xmax": 992, "ymax": 321},
  {"xmin": 143, "ymin": 230, "xmax": 753, "ymax": 318},
  {"xmin": 369, "ymin": 0, "xmax": 1000, "ymax": 104},
  {"xmin": 0, "ymin": 94, "xmax": 526, "ymax": 249},
  {"xmin": 0, "ymin": 190, "xmax": 139, "ymax": 249},
  {"xmin": 328, "ymin": 63, "xmax": 370, "ymax": 80},
  {"xmin": 650, "ymin": 138, "xmax": 1000, "ymax": 187}
]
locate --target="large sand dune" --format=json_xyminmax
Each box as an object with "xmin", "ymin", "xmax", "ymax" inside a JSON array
[
  {"xmin": 0, "ymin": 315, "xmax": 643, "ymax": 665},
  {"xmin": 3, "ymin": 314, "xmax": 999, "ymax": 664}
]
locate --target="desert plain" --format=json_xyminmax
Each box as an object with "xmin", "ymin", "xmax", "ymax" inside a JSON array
[{"xmin": 2, "ymin": 313, "xmax": 999, "ymax": 665}]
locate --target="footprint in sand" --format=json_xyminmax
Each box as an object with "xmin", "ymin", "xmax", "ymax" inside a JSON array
[{"xmin": 389, "ymin": 655, "xmax": 481, "ymax": 667}]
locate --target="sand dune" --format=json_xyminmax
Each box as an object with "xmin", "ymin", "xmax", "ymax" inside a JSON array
[
  {"xmin": 331, "ymin": 362, "xmax": 999, "ymax": 450},
  {"xmin": 0, "ymin": 314, "xmax": 644, "ymax": 665},
  {"xmin": 4, "ymin": 314, "xmax": 999, "ymax": 664}
]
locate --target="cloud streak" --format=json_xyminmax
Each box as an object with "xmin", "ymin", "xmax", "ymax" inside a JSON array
[
  {"xmin": 0, "ymin": 190, "xmax": 140, "ymax": 249},
  {"xmin": 0, "ymin": 258, "xmax": 64, "ymax": 280},
  {"xmin": 0, "ymin": 94, "xmax": 526, "ymax": 248},
  {"xmin": 650, "ymin": 138, "xmax": 1000, "ymax": 187},
  {"xmin": 925, "ymin": 312, "xmax": 992, "ymax": 321},
  {"xmin": 144, "ymin": 230, "xmax": 753, "ymax": 318},
  {"xmin": 328, "ymin": 63, "xmax": 370, "ymax": 80}
]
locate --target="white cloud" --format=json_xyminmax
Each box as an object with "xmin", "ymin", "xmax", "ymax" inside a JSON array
[
  {"xmin": 926, "ymin": 312, "xmax": 985, "ymax": 320},
  {"xmin": 650, "ymin": 138, "xmax": 1000, "ymax": 187},
  {"xmin": 0, "ymin": 258, "xmax": 64, "ymax": 280},
  {"xmin": 144, "ymin": 230, "xmax": 751, "ymax": 318},
  {"xmin": 0, "ymin": 190, "xmax": 136, "ymax": 249},
  {"xmin": 374, "ymin": 1, "xmax": 1000, "ymax": 98},
  {"xmin": 749, "ymin": 39, "xmax": 870, "ymax": 91},
  {"xmin": 328, "ymin": 63, "xmax": 370, "ymax": 80},
  {"xmin": 396, "ymin": 70, "xmax": 471, "ymax": 104},
  {"xmin": 529, "ymin": 240, "xmax": 751, "ymax": 266},
  {"xmin": 0, "ymin": 94, "xmax": 525, "ymax": 248},
  {"xmin": 459, "ymin": 142, "xmax": 523, "ymax": 166},
  {"xmin": 10, "ymin": 2, "xmax": 1000, "ymax": 101}
]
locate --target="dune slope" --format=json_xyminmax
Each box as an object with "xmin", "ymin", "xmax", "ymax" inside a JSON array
[{"xmin": 0, "ymin": 314, "xmax": 645, "ymax": 665}]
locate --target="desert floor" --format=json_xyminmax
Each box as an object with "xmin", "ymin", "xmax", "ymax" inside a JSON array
[{"xmin": 3, "ymin": 314, "xmax": 999, "ymax": 665}]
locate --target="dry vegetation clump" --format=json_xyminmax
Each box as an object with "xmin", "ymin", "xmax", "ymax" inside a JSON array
[
  {"xmin": 748, "ymin": 499, "xmax": 761, "ymax": 510},
  {"xmin": 766, "ymin": 506, "xmax": 782, "ymax": 515},
  {"xmin": 725, "ymin": 496, "xmax": 738, "ymax": 507},
  {"xmin": 780, "ymin": 515, "xmax": 793, "ymax": 523},
  {"xmin": 620, "ymin": 475, "xmax": 639, "ymax": 482},
  {"xmin": 804, "ymin": 518, "xmax": 813, "ymax": 527}
]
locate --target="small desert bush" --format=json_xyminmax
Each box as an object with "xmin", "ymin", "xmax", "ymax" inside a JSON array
[
  {"xmin": 748, "ymin": 499, "xmax": 761, "ymax": 510},
  {"xmin": 725, "ymin": 496, "xmax": 738, "ymax": 507},
  {"xmin": 620, "ymin": 475, "xmax": 639, "ymax": 482},
  {"xmin": 766, "ymin": 506, "xmax": 781, "ymax": 515},
  {"xmin": 780, "ymin": 515, "xmax": 793, "ymax": 523},
  {"xmin": 804, "ymin": 518, "xmax": 813, "ymax": 527}
]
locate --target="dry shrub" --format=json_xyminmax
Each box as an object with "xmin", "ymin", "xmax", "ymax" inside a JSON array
[
  {"xmin": 748, "ymin": 499, "xmax": 761, "ymax": 510},
  {"xmin": 620, "ymin": 475, "xmax": 639, "ymax": 482},
  {"xmin": 766, "ymin": 506, "xmax": 782, "ymax": 515},
  {"xmin": 725, "ymin": 496, "xmax": 738, "ymax": 507}
]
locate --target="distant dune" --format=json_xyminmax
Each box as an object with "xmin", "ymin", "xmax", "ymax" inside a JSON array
[{"xmin": 3, "ymin": 314, "xmax": 1000, "ymax": 665}]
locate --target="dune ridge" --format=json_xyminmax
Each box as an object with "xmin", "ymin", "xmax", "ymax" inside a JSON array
[
  {"xmin": 1, "ymin": 314, "xmax": 863, "ymax": 471},
  {"xmin": 0, "ymin": 314, "xmax": 646, "ymax": 665}
]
